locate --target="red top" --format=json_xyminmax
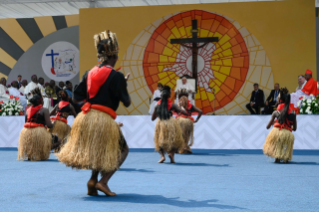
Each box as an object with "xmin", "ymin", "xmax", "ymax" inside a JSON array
[
  {"xmin": 157, "ymin": 99, "xmax": 173, "ymax": 111},
  {"xmin": 87, "ymin": 65, "xmax": 113, "ymax": 99},
  {"xmin": 275, "ymin": 103, "xmax": 295, "ymax": 132}
]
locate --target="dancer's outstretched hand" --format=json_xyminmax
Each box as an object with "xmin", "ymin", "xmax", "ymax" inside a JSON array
[
  {"xmin": 118, "ymin": 122, "xmax": 123, "ymax": 127},
  {"xmin": 125, "ymin": 73, "xmax": 130, "ymax": 81}
]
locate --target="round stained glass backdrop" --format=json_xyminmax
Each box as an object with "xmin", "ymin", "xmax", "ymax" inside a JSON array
[{"xmin": 143, "ymin": 10, "xmax": 249, "ymax": 113}]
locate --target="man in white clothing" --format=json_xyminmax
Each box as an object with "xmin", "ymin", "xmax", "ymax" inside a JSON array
[
  {"xmin": 295, "ymin": 75, "xmax": 307, "ymax": 92},
  {"xmin": 24, "ymin": 75, "xmax": 39, "ymax": 100},
  {"xmin": 38, "ymin": 77, "xmax": 52, "ymax": 111},
  {"xmin": 8, "ymin": 81, "xmax": 27, "ymax": 111},
  {"xmin": 0, "ymin": 77, "xmax": 10, "ymax": 103},
  {"xmin": 19, "ymin": 80, "xmax": 27, "ymax": 93},
  {"xmin": 175, "ymin": 77, "xmax": 195, "ymax": 104},
  {"xmin": 149, "ymin": 83, "xmax": 163, "ymax": 114}
]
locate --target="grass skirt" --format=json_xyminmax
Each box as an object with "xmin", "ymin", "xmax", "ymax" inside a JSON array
[
  {"xmin": 263, "ymin": 127, "xmax": 294, "ymax": 161},
  {"xmin": 176, "ymin": 117, "xmax": 194, "ymax": 148},
  {"xmin": 56, "ymin": 109, "xmax": 122, "ymax": 172},
  {"xmin": 48, "ymin": 120, "xmax": 71, "ymax": 140},
  {"xmin": 48, "ymin": 120, "xmax": 71, "ymax": 152},
  {"xmin": 154, "ymin": 117, "xmax": 184, "ymax": 153},
  {"xmin": 17, "ymin": 127, "xmax": 52, "ymax": 161}
]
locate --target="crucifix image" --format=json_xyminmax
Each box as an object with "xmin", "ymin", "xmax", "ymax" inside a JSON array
[{"xmin": 170, "ymin": 19, "xmax": 219, "ymax": 92}]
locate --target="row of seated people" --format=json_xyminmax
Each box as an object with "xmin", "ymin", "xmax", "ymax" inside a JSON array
[
  {"xmin": 247, "ymin": 69, "xmax": 319, "ymax": 114},
  {"xmin": 245, "ymin": 83, "xmax": 280, "ymax": 115}
]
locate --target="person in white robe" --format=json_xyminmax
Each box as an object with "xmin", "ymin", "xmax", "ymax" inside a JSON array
[
  {"xmin": 0, "ymin": 77, "xmax": 10, "ymax": 104},
  {"xmin": 149, "ymin": 83, "xmax": 163, "ymax": 114},
  {"xmin": 175, "ymin": 77, "xmax": 195, "ymax": 105},
  {"xmin": 8, "ymin": 81, "xmax": 27, "ymax": 111},
  {"xmin": 38, "ymin": 77, "xmax": 53, "ymax": 111},
  {"xmin": 19, "ymin": 80, "xmax": 27, "ymax": 94},
  {"xmin": 24, "ymin": 75, "xmax": 39, "ymax": 99}
]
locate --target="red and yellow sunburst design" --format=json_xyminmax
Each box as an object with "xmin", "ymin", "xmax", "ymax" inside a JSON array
[{"xmin": 143, "ymin": 10, "xmax": 249, "ymax": 113}]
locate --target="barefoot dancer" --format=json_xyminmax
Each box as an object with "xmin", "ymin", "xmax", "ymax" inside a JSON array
[
  {"xmin": 49, "ymin": 90, "xmax": 77, "ymax": 151},
  {"xmin": 176, "ymin": 95, "xmax": 202, "ymax": 154},
  {"xmin": 56, "ymin": 30, "xmax": 131, "ymax": 196},
  {"xmin": 263, "ymin": 88, "xmax": 297, "ymax": 163},
  {"xmin": 18, "ymin": 88, "xmax": 61, "ymax": 161},
  {"xmin": 151, "ymin": 85, "xmax": 186, "ymax": 163}
]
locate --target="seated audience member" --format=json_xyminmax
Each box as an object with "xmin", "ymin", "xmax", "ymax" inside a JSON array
[
  {"xmin": 296, "ymin": 75, "xmax": 307, "ymax": 91},
  {"xmin": 291, "ymin": 69, "xmax": 319, "ymax": 107},
  {"xmin": 19, "ymin": 80, "xmax": 28, "ymax": 93},
  {"xmin": 9, "ymin": 81, "xmax": 27, "ymax": 111},
  {"xmin": 149, "ymin": 83, "xmax": 163, "ymax": 114},
  {"xmin": 56, "ymin": 81, "xmax": 64, "ymax": 96},
  {"xmin": 24, "ymin": 75, "xmax": 38, "ymax": 99},
  {"xmin": 65, "ymin": 81, "xmax": 73, "ymax": 98},
  {"xmin": 45, "ymin": 80, "xmax": 58, "ymax": 106},
  {"xmin": 246, "ymin": 83, "xmax": 264, "ymax": 114},
  {"xmin": 175, "ymin": 77, "xmax": 195, "ymax": 104},
  {"xmin": 0, "ymin": 77, "xmax": 10, "ymax": 103},
  {"xmin": 263, "ymin": 83, "xmax": 280, "ymax": 114}
]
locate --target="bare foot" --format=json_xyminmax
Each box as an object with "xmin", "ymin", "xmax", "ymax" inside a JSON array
[
  {"xmin": 283, "ymin": 160, "xmax": 289, "ymax": 164},
  {"xmin": 158, "ymin": 157, "xmax": 165, "ymax": 163},
  {"xmin": 95, "ymin": 182, "xmax": 116, "ymax": 196},
  {"xmin": 168, "ymin": 154, "xmax": 175, "ymax": 163},
  {"xmin": 87, "ymin": 179, "xmax": 98, "ymax": 196},
  {"xmin": 274, "ymin": 158, "xmax": 280, "ymax": 163}
]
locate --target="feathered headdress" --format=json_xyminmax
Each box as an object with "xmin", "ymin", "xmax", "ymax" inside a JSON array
[{"xmin": 93, "ymin": 30, "xmax": 119, "ymax": 62}]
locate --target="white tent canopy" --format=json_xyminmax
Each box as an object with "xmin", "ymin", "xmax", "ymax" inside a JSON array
[{"xmin": 0, "ymin": 0, "xmax": 289, "ymax": 19}]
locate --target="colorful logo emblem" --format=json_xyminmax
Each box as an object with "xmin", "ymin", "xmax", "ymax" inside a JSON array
[{"xmin": 41, "ymin": 41, "xmax": 79, "ymax": 81}]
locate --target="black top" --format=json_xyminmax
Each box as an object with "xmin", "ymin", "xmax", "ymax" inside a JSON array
[
  {"xmin": 249, "ymin": 89, "xmax": 264, "ymax": 106},
  {"xmin": 274, "ymin": 110, "xmax": 296, "ymax": 127},
  {"xmin": 28, "ymin": 109, "xmax": 46, "ymax": 125},
  {"xmin": 57, "ymin": 104, "xmax": 71, "ymax": 118},
  {"xmin": 186, "ymin": 105, "xmax": 195, "ymax": 116},
  {"xmin": 74, "ymin": 67, "xmax": 130, "ymax": 111}
]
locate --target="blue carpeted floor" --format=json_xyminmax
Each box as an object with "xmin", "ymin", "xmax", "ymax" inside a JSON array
[{"xmin": 0, "ymin": 148, "xmax": 318, "ymax": 212}]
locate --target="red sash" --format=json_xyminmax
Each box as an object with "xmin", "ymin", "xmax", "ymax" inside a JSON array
[
  {"xmin": 50, "ymin": 116, "xmax": 68, "ymax": 124},
  {"xmin": 24, "ymin": 122, "xmax": 44, "ymax": 128},
  {"xmin": 274, "ymin": 122, "xmax": 292, "ymax": 132},
  {"xmin": 81, "ymin": 102, "xmax": 117, "ymax": 120}
]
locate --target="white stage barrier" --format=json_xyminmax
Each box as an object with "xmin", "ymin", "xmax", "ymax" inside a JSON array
[{"xmin": 0, "ymin": 115, "xmax": 318, "ymax": 149}]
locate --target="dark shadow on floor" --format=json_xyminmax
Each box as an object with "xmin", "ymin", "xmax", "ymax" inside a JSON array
[
  {"xmin": 83, "ymin": 194, "xmax": 245, "ymax": 210},
  {"xmin": 190, "ymin": 153, "xmax": 232, "ymax": 156},
  {"xmin": 23, "ymin": 159, "xmax": 59, "ymax": 163},
  {"xmin": 167, "ymin": 163, "xmax": 229, "ymax": 167},
  {"xmin": 118, "ymin": 168, "xmax": 155, "ymax": 173},
  {"xmin": 288, "ymin": 162, "xmax": 319, "ymax": 165},
  {"xmin": 0, "ymin": 148, "xmax": 17, "ymax": 151}
]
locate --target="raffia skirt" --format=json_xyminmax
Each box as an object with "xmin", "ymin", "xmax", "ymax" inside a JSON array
[
  {"xmin": 176, "ymin": 117, "xmax": 194, "ymax": 150},
  {"xmin": 17, "ymin": 127, "xmax": 56, "ymax": 161},
  {"xmin": 154, "ymin": 117, "xmax": 184, "ymax": 153},
  {"xmin": 48, "ymin": 120, "xmax": 71, "ymax": 152},
  {"xmin": 56, "ymin": 109, "xmax": 126, "ymax": 173},
  {"xmin": 263, "ymin": 127, "xmax": 294, "ymax": 161},
  {"xmin": 48, "ymin": 120, "xmax": 71, "ymax": 140}
]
